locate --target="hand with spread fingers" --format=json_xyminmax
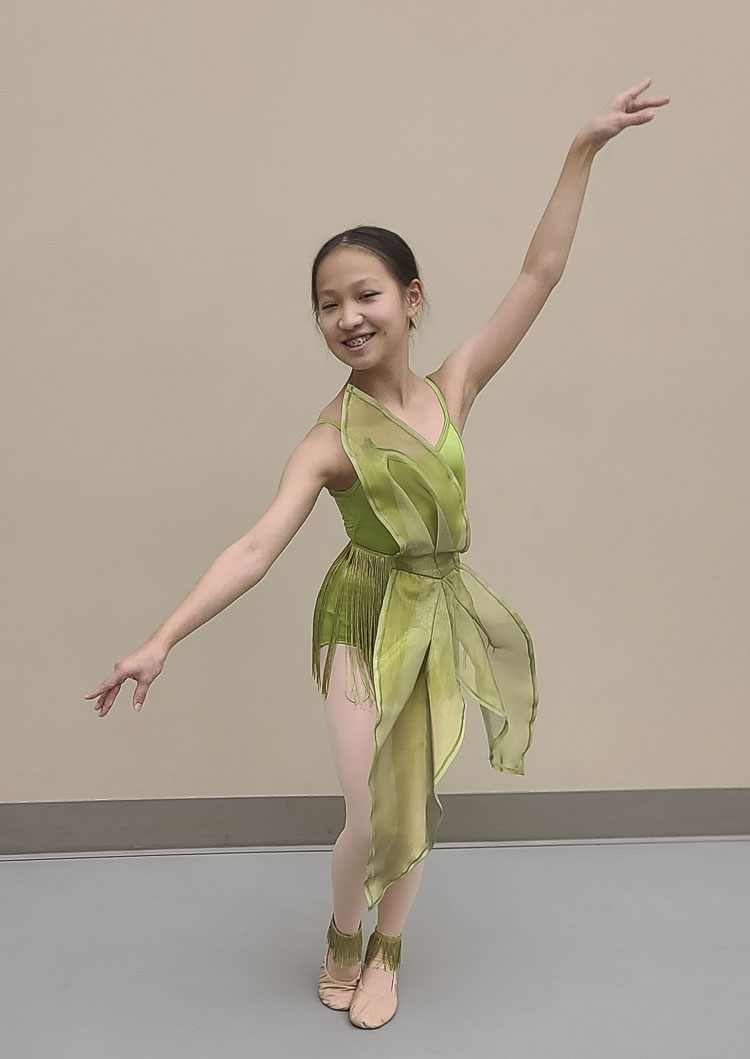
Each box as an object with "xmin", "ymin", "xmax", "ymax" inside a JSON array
[
  {"xmin": 577, "ymin": 77, "xmax": 671, "ymax": 153},
  {"xmin": 84, "ymin": 642, "xmax": 168, "ymax": 716}
]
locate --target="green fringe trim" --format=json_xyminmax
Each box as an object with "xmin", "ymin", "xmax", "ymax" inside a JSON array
[
  {"xmin": 326, "ymin": 914, "xmax": 363, "ymax": 967},
  {"xmin": 312, "ymin": 541, "xmax": 394, "ymax": 704},
  {"xmin": 364, "ymin": 927, "xmax": 402, "ymax": 972}
]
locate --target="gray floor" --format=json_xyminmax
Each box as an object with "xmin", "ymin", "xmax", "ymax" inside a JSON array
[{"xmin": 1, "ymin": 838, "xmax": 747, "ymax": 1058}]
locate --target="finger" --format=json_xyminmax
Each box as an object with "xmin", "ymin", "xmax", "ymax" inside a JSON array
[
  {"xmin": 86, "ymin": 670, "xmax": 121, "ymax": 700},
  {"xmin": 626, "ymin": 110, "xmax": 656, "ymax": 125},
  {"xmin": 629, "ymin": 77, "xmax": 652, "ymax": 96},
  {"xmin": 93, "ymin": 679, "xmax": 120, "ymax": 709},
  {"xmin": 619, "ymin": 78, "xmax": 652, "ymax": 108},
  {"xmin": 99, "ymin": 684, "xmax": 120, "ymax": 716},
  {"xmin": 91, "ymin": 687, "xmax": 107, "ymax": 709},
  {"xmin": 629, "ymin": 96, "xmax": 671, "ymax": 111}
]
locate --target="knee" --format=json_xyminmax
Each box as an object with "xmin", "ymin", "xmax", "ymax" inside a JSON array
[{"xmin": 339, "ymin": 816, "xmax": 371, "ymax": 849}]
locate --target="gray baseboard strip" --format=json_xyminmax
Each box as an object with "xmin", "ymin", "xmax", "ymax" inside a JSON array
[{"xmin": 1, "ymin": 789, "xmax": 748, "ymax": 856}]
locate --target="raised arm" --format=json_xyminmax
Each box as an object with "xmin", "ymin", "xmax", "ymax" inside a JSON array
[{"xmin": 431, "ymin": 78, "xmax": 670, "ymax": 418}]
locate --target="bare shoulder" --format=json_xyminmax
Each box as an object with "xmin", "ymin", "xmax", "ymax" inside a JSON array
[
  {"xmin": 316, "ymin": 386, "xmax": 346, "ymax": 424},
  {"xmin": 310, "ymin": 385, "xmax": 357, "ymax": 493}
]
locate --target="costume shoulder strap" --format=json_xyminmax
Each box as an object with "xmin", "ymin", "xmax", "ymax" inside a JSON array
[
  {"xmin": 316, "ymin": 418, "xmax": 341, "ymax": 431},
  {"xmin": 424, "ymin": 375, "xmax": 449, "ymax": 416}
]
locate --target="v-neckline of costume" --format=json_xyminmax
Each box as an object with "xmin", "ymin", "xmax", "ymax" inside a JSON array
[{"xmin": 344, "ymin": 376, "xmax": 449, "ymax": 454}]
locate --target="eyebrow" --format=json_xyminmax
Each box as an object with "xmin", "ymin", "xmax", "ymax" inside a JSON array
[{"xmin": 318, "ymin": 277, "xmax": 380, "ymax": 297}]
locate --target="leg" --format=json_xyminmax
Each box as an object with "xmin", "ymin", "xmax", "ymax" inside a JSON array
[
  {"xmin": 321, "ymin": 642, "xmax": 427, "ymax": 994},
  {"xmin": 320, "ymin": 642, "xmax": 378, "ymax": 979},
  {"xmin": 376, "ymin": 859, "xmax": 425, "ymax": 937}
]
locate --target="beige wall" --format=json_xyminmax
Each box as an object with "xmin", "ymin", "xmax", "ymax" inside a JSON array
[{"xmin": 3, "ymin": 2, "xmax": 748, "ymax": 807}]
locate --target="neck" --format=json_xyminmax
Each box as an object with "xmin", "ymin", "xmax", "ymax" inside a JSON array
[{"xmin": 347, "ymin": 364, "xmax": 415, "ymax": 409}]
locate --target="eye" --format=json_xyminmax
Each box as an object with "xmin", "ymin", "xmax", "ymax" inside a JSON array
[{"xmin": 321, "ymin": 292, "xmax": 379, "ymax": 311}]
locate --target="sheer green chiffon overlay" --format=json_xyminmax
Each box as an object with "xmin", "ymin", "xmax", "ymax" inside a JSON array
[{"xmin": 311, "ymin": 381, "xmax": 539, "ymax": 910}]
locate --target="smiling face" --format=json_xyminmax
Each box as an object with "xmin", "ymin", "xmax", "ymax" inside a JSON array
[{"xmin": 315, "ymin": 246, "xmax": 423, "ymax": 370}]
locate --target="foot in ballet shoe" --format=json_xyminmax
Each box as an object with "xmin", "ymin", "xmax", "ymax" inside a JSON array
[
  {"xmin": 318, "ymin": 914, "xmax": 362, "ymax": 1011},
  {"xmin": 348, "ymin": 927, "xmax": 401, "ymax": 1029}
]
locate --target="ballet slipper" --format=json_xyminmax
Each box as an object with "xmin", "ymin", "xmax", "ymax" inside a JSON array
[
  {"xmin": 348, "ymin": 926, "xmax": 401, "ymax": 1029},
  {"xmin": 318, "ymin": 914, "xmax": 362, "ymax": 1010}
]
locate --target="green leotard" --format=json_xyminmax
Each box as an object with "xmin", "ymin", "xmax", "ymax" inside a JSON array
[
  {"xmin": 315, "ymin": 378, "xmax": 465, "ymax": 643},
  {"xmin": 311, "ymin": 375, "xmax": 538, "ymax": 910}
]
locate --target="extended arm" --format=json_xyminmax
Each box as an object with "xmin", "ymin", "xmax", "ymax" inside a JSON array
[{"xmin": 145, "ymin": 426, "xmax": 333, "ymax": 655}]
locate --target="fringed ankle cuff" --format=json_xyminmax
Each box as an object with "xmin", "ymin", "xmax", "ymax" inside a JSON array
[
  {"xmin": 327, "ymin": 914, "xmax": 363, "ymax": 967},
  {"xmin": 364, "ymin": 926, "xmax": 402, "ymax": 971}
]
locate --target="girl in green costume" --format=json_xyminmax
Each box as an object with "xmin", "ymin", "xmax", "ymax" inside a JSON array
[{"xmin": 84, "ymin": 79, "xmax": 670, "ymax": 1029}]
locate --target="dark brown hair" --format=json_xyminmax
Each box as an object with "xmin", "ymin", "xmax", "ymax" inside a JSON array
[{"xmin": 310, "ymin": 225, "xmax": 429, "ymax": 338}]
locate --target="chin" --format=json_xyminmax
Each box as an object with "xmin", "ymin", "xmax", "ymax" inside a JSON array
[{"xmin": 334, "ymin": 347, "xmax": 378, "ymax": 366}]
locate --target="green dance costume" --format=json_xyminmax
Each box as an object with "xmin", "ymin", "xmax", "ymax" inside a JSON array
[{"xmin": 311, "ymin": 376, "xmax": 538, "ymax": 910}]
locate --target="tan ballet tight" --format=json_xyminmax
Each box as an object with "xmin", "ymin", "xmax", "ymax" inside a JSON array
[{"xmin": 320, "ymin": 642, "xmax": 426, "ymax": 941}]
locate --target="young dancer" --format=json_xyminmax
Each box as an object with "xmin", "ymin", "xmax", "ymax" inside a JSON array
[{"xmin": 85, "ymin": 79, "xmax": 669, "ymax": 1030}]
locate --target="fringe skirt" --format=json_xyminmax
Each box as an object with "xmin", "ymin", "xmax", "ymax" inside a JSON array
[{"xmin": 311, "ymin": 540, "xmax": 397, "ymax": 705}]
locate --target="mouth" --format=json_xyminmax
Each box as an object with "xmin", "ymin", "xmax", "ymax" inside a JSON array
[{"xmin": 342, "ymin": 332, "xmax": 375, "ymax": 349}]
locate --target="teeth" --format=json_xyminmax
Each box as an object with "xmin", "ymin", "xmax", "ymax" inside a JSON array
[{"xmin": 345, "ymin": 333, "xmax": 373, "ymax": 347}]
